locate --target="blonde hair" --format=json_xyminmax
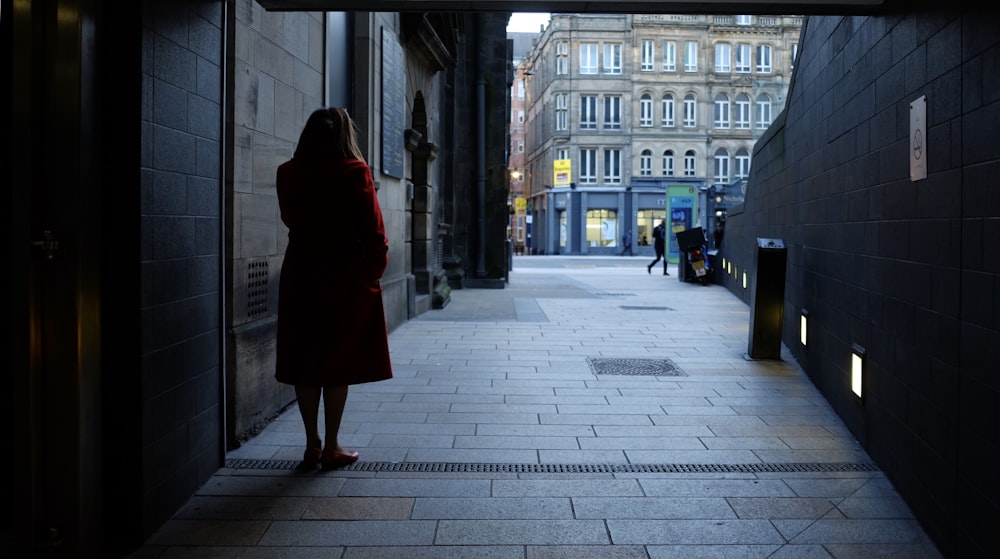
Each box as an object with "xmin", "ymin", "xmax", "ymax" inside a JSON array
[{"xmin": 295, "ymin": 107, "xmax": 366, "ymax": 162}]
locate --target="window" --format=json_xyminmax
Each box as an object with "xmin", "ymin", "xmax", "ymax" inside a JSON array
[
  {"xmin": 661, "ymin": 94, "xmax": 675, "ymax": 127},
  {"xmin": 580, "ymin": 148, "xmax": 597, "ymax": 184},
  {"xmin": 559, "ymin": 210, "xmax": 567, "ymax": 248},
  {"xmin": 713, "ymin": 149, "xmax": 730, "ymax": 183},
  {"xmin": 735, "ymin": 44, "xmax": 751, "ymax": 73},
  {"xmin": 517, "ymin": 110, "xmax": 524, "ymax": 123},
  {"xmin": 603, "ymin": 43, "xmax": 622, "ymax": 74},
  {"xmin": 639, "ymin": 94, "xmax": 653, "ymax": 127},
  {"xmin": 714, "ymin": 43, "xmax": 731, "ymax": 73},
  {"xmin": 736, "ymin": 15, "xmax": 752, "ymax": 25},
  {"xmin": 585, "ymin": 209, "xmax": 617, "ymax": 247},
  {"xmin": 603, "ymin": 149, "xmax": 621, "ymax": 184},
  {"xmin": 555, "ymin": 93, "xmax": 568, "ymax": 131},
  {"xmin": 683, "ymin": 94, "xmax": 697, "ymax": 127},
  {"xmin": 556, "ymin": 148, "xmax": 569, "ymax": 161},
  {"xmin": 637, "ymin": 210, "xmax": 665, "ymax": 247},
  {"xmin": 791, "ymin": 43, "xmax": 799, "ymax": 71},
  {"xmin": 517, "ymin": 81, "xmax": 525, "ymax": 99},
  {"xmin": 662, "ymin": 150, "xmax": 675, "ymax": 176},
  {"xmin": 640, "ymin": 149, "xmax": 652, "ymax": 176},
  {"xmin": 734, "ymin": 93, "xmax": 751, "ymax": 129},
  {"xmin": 662, "ymin": 40, "xmax": 676, "ymax": 71},
  {"xmin": 755, "ymin": 93, "xmax": 772, "ymax": 128},
  {"xmin": 604, "ymin": 96, "xmax": 622, "ymax": 130},
  {"xmin": 580, "ymin": 43, "xmax": 598, "ymax": 74},
  {"xmin": 517, "ymin": 140, "xmax": 524, "ymax": 153},
  {"xmin": 684, "ymin": 150, "xmax": 696, "ymax": 177},
  {"xmin": 556, "ymin": 41, "xmax": 568, "ymax": 75},
  {"xmin": 713, "ymin": 93, "xmax": 730, "ymax": 129},
  {"xmin": 756, "ymin": 45, "xmax": 772, "ymax": 74},
  {"xmin": 735, "ymin": 148, "xmax": 751, "ymax": 179},
  {"xmin": 684, "ymin": 41, "xmax": 698, "ymax": 72},
  {"xmin": 641, "ymin": 40, "xmax": 655, "ymax": 71},
  {"xmin": 580, "ymin": 95, "xmax": 597, "ymax": 130}
]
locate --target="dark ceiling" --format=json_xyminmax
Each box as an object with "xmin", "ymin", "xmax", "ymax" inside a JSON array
[{"xmin": 256, "ymin": 0, "xmax": 885, "ymax": 16}]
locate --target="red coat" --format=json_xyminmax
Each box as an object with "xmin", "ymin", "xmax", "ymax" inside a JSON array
[{"xmin": 274, "ymin": 156, "xmax": 393, "ymax": 387}]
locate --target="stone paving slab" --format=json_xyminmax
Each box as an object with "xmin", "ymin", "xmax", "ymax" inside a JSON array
[{"xmin": 131, "ymin": 257, "xmax": 944, "ymax": 559}]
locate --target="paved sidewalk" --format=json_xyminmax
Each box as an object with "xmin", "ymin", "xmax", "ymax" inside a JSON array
[{"xmin": 132, "ymin": 256, "xmax": 943, "ymax": 559}]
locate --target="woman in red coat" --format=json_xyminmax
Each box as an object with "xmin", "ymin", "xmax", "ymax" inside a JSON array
[{"xmin": 275, "ymin": 107, "xmax": 392, "ymax": 468}]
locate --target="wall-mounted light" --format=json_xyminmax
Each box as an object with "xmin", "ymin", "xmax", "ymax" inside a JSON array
[
  {"xmin": 851, "ymin": 344, "xmax": 865, "ymax": 399},
  {"xmin": 800, "ymin": 309, "xmax": 809, "ymax": 346},
  {"xmin": 742, "ymin": 271, "xmax": 747, "ymax": 289}
]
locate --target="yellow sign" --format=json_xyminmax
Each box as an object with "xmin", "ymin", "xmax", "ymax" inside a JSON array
[
  {"xmin": 515, "ymin": 197, "xmax": 526, "ymax": 212},
  {"xmin": 553, "ymin": 159, "xmax": 571, "ymax": 186}
]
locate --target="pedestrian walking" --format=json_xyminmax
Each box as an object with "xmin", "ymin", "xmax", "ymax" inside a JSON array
[
  {"xmin": 620, "ymin": 229, "xmax": 634, "ymax": 256},
  {"xmin": 647, "ymin": 219, "xmax": 670, "ymax": 275},
  {"xmin": 275, "ymin": 107, "xmax": 393, "ymax": 469}
]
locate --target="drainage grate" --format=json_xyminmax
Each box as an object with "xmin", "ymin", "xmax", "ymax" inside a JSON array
[
  {"xmin": 620, "ymin": 305, "xmax": 674, "ymax": 311},
  {"xmin": 596, "ymin": 292, "xmax": 636, "ymax": 297},
  {"xmin": 224, "ymin": 459, "xmax": 880, "ymax": 474},
  {"xmin": 587, "ymin": 357, "xmax": 685, "ymax": 376}
]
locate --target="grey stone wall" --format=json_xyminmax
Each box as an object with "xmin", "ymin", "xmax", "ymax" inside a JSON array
[
  {"xmin": 719, "ymin": 10, "xmax": 1000, "ymax": 557},
  {"xmin": 227, "ymin": 1, "xmax": 325, "ymax": 441}
]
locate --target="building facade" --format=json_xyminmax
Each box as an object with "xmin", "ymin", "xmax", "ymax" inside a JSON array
[{"xmin": 522, "ymin": 13, "xmax": 801, "ymax": 259}]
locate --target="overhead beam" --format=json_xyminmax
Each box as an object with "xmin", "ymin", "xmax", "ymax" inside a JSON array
[{"xmin": 256, "ymin": 0, "xmax": 884, "ymax": 16}]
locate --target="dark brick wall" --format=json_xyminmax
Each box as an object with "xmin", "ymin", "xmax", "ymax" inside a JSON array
[
  {"xmin": 139, "ymin": 0, "xmax": 224, "ymax": 537},
  {"xmin": 718, "ymin": 9, "xmax": 1000, "ymax": 558}
]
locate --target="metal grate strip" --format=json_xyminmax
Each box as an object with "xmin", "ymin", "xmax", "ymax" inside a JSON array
[
  {"xmin": 620, "ymin": 305, "xmax": 674, "ymax": 311},
  {"xmin": 224, "ymin": 459, "xmax": 880, "ymax": 474}
]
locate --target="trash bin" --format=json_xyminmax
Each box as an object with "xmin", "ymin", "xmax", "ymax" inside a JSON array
[{"xmin": 747, "ymin": 237, "xmax": 786, "ymax": 359}]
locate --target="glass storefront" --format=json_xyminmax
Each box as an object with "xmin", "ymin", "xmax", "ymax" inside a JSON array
[{"xmin": 586, "ymin": 209, "xmax": 617, "ymax": 247}]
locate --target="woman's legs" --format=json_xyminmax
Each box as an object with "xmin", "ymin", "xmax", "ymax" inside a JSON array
[
  {"xmin": 322, "ymin": 385, "xmax": 349, "ymax": 453},
  {"xmin": 295, "ymin": 385, "xmax": 323, "ymax": 455}
]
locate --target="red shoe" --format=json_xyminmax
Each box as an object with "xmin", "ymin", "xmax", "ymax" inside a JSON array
[{"xmin": 320, "ymin": 448, "xmax": 360, "ymax": 469}]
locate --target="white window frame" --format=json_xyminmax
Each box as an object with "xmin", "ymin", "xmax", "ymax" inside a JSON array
[
  {"xmin": 662, "ymin": 150, "xmax": 675, "ymax": 176},
  {"xmin": 756, "ymin": 44, "xmax": 772, "ymax": 74},
  {"xmin": 661, "ymin": 94, "xmax": 675, "ymax": 127},
  {"xmin": 736, "ymin": 15, "xmax": 752, "ymax": 25},
  {"xmin": 734, "ymin": 93, "xmax": 751, "ymax": 129},
  {"xmin": 603, "ymin": 43, "xmax": 622, "ymax": 74},
  {"xmin": 684, "ymin": 41, "xmax": 698, "ymax": 72},
  {"xmin": 603, "ymin": 95, "xmax": 622, "ymax": 130},
  {"xmin": 580, "ymin": 43, "xmax": 599, "ymax": 74},
  {"xmin": 662, "ymin": 40, "xmax": 676, "ymax": 71},
  {"xmin": 714, "ymin": 43, "xmax": 731, "ymax": 73},
  {"xmin": 517, "ymin": 110, "xmax": 524, "ymax": 123},
  {"xmin": 555, "ymin": 93, "xmax": 568, "ymax": 131},
  {"xmin": 640, "ymin": 149, "xmax": 652, "ymax": 176},
  {"xmin": 641, "ymin": 40, "xmax": 655, "ymax": 72},
  {"xmin": 683, "ymin": 94, "xmax": 697, "ymax": 128},
  {"xmin": 556, "ymin": 41, "xmax": 569, "ymax": 75},
  {"xmin": 580, "ymin": 148, "xmax": 597, "ymax": 184},
  {"xmin": 714, "ymin": 149, "xmax": 730, "ymax": 184},
  {"xmin": 639, "ymin": 94, "xmax": 653, "ymax": 127},
  {"xmin": 735, "ymin": 44, "xmax": 751, "ymax": 73},
  {"xmin": 755, "ymin": 93, "xmax": 772, "ymax": 128},
  {"xmin": 735, "ymin": 148, "xmax": 751, "ymax": 179},
  {"xmin": 557, "ymin": 148, "xmax": 569, "ymax": 161},
  {"xmin": 684, "ymin": 150, "xmax": 696, "ymax": 177},
  {"xmin": 580, "ymin": 95, "xmax": 598, "ymax": 130},
  {"xmin": 713, "ymin": 93, "xmax": 730, "ymax": 129},
  {"xmin": 603, "ymin": 148, "xmax": 622, "ymax": 184}
]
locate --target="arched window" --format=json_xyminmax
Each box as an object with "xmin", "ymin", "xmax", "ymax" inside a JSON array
[
  {"xmin": 661, "ymin": 94, "xmax": 675, "ymax": 127},
  {"xmin": 755, "ymin": 93, "xmax": 772, "ymax": 129},
  {"xmin": 735, "ymin": 148, "xmax": 751, "ymax": 179},
  {"xmin": 640, "ymin": 149, "xmax": 653, "ymax": 176},
  {"xmin": 713, "ymin": 148, "xmax": 730, "ymax": 183},
  {"xmin": 734, "ymin": 93, "xmax": 751, "ymax": 129},
  {"xmin": 662, "ymin": 150, "xmax": 675, "ymax": 176},
  {"xmin": 713, "ymin": 93, "xmax": 730, "ymax": 129},
  {"xmin": 640, "ymin": 94, "xmax": 653, "ymax": 127},
  {"xmin": 684, "ymin": 150, "xmax": 696, "ymax": 176},
  {"xmin": 683, "ymin": 94, "xmax": 697, "ymax": 127}
]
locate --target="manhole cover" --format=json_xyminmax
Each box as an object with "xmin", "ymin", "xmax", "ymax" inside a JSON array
[{"xmin": 587, "ymin": 357, "xmax": 684, "ymax": 376}]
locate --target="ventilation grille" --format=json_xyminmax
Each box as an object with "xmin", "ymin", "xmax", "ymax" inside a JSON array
[
  {"xmin": 224, "ymin": 459, "xmax": 880, "ymax": 474},
  {"xmin": 588, "ymin": 357, "xmax": 685, "ymax": 376},
  {"xmin": 247, "ymin": 259, "xmax": 269, "ymax": 319}
]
